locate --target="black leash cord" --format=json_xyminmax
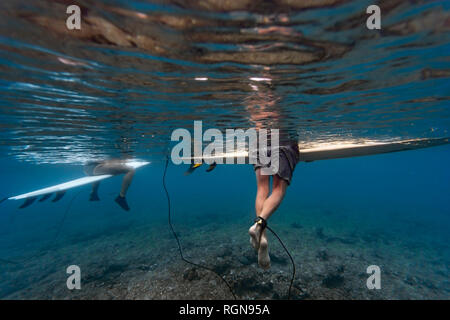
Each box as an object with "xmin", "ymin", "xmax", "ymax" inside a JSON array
[
  {"xmin": 163, "ymin": 157, "xmax": 237, "ymax": 299},
  {"xmin": 266, "ymin": 225, "xmax": 296, "ymax": 299}
]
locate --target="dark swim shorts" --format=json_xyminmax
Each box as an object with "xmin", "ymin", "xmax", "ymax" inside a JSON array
[{"xmin": 253, "ymin": 142, "xmax": 300, "ymax": 185}]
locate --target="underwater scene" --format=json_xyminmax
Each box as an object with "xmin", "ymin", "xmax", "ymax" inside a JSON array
[{"xmin": 0, "ymin": 0, "xmax": 449, "ymax": 300}]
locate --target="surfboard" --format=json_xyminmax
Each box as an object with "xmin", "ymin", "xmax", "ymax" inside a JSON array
[
  {"xmin": 7, "ymin": 160, "xmax": 149, "ymax": 206},
  {"xmin": 298, "ymin": 137, "xmax": 450, "ymax": 162},
  {"xmin": 182, "ymin": 137, "xmax": 450, "ymax": 163}
]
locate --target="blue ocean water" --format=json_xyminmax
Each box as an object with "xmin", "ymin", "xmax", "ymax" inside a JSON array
[{"xmin": 0, "ymin": 0, "xmax": 449, "ymax": 299}]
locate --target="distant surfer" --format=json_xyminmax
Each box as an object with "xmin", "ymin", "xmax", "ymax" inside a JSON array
[{"xmin": 83, "ymin": 159, "xmax": 135, "ymax": 211}]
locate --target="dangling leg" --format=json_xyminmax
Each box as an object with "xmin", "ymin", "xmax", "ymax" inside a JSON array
[
  {"xmin": 93, "ymin": 161, "xmax": 136, "ymax": 211},
  {"xmin": 85, "ymin": 162, "xmax": 101, "ymax": 201},
  {"xmin": 258, "ymin": 175, "xmax": 288, "ymax": 270},
  {"xmin": 115, "ymin": 169, "xmax": 135, "ymax": 211},
  {"xmin": 120, "ymin": 170, "xmax": 135, "ymax": 197},
  {"xmin": 259, "ymin": 174, "xmax": 287, "ymax": 221},
  {"xmin": 89, "ymin": 181, "xmax": 100, "ymax": 201},
  {"xmin": 249, "ymin": 168, "xmax": 270, "ymax": 250}
]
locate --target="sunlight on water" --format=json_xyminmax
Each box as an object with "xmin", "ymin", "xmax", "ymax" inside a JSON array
[{"xmin": 0, "ymin": 0, "xmax": 449, "ymax": 164}]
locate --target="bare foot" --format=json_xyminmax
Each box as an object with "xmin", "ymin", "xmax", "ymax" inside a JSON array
[
  {"xmin": 248, "ymin": 223, "xmax": 262, "ymax": 250},
  {"xmin": 258, "ymin": 230, "xmax": 271, "ymax": 270}
]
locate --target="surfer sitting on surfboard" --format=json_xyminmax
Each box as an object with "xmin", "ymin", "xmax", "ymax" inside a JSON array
[{"xmin": 84, "ymin": 159, "xmax": 135, "ymax": 211}]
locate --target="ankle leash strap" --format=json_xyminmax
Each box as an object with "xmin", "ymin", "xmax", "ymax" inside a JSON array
[{"xmin": 255, "ymin": 216, "xmax": 267, "ymax": 230}]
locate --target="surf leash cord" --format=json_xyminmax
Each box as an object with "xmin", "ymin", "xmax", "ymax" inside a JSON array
[
  {"xmin": 163, "ymin": 156, "xmax": 237, "ymax": 299},
  {"xmin": 256, "ymin": 216, "xmax": 296, "ymax": 299}
]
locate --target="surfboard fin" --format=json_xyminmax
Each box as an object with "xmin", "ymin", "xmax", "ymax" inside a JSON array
[
  {"xmin": 206, "ymin": 162, "xmax": 217, "ymax": 172},
  {"xmin": 19, "ymin": 197, "xmax": 37, "ymax": 209},
  {"xmin": 185, "ymin": 163, "xmax": 203, "ymax": 175},
  {"xmin": 39, "ymin": 193, "xmax": 52, "ymax": 202},
  {"xmin": 52, "ymin": 191, "xmax": 66, "ymax": 202}
]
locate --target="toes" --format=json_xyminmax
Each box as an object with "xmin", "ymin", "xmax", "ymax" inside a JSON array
[
  {"xmin": 250, "ymin": 236, "xmax": 259, "ymax": 250},
  {"xmin": 250, "ymin": 237, "xmax": 256, "ymax": 249},
  {"xmin": 258, "ymin": 256, "xmax": 271, "ymax": 270},
  {"xmin": 258, "ymin": 241, "xmax": 271, "ymax": 270},
  {"xmin": 259, "ymin": 260, "xmax": 271, "ymax": 270}
]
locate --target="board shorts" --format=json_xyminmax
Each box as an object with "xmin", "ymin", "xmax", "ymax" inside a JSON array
[
  {"xmin": 84, "ymin": 161, "xmax": 101, "ymax": 176},
  {"xmin": 84, "ymin": 160, "xmax": 132, "ymax": 176},
  {"xmin": 253, "ymin": 142, "xmax": 300, "ymax": 185}
]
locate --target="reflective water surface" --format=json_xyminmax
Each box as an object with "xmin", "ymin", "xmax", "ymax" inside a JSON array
[
  {"xmin": 0, "ymin": 0, "xmax": 449, "ymax": 163},
  {"xmin": 0, "ymin": 1, "xmax": 449, "ymax": 301}
]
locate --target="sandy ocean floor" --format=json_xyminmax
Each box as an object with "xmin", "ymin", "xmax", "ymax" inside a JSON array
[{"xmin": 0, "ymin": 209, "xmax": 448, "ymax": 300}]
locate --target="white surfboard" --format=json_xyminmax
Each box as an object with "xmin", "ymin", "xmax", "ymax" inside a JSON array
[
  {"xmin": 298, "ymin": 137, "xmax": 450, "ymax": 162},
  {"xmin": 7, "ymin": 160, "xmax": 149, "ymax": 206},
  {"xmin": 182, "ymin": 137, "xmax": 450, "ymax": 163}
]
